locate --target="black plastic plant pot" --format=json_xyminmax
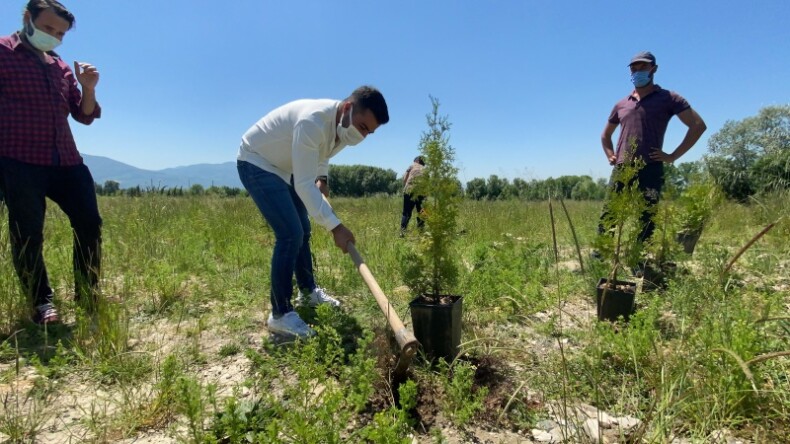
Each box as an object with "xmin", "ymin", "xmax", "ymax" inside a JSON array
[
  {"xmin": 409, "ymin": 295, "xmax": 463, "ymax": 363},
  {"xmin": 676, "ymin": 229, "xmax": 702, "ymax": 254},
  {"xmin": 596, "ymin": 278, "xmax": 637, "ymax": 322}
]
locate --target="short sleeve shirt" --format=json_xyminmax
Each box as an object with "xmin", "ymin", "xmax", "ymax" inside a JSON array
[
  {"xmin": 404, "ymin": 162, "xmax": 424, "ymax": 192},
  {"xmin": 608, "ymin": 86, "xmax": 690, "ymax": 164}
]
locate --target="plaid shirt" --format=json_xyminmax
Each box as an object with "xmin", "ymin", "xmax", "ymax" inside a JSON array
[{"xmin": 0, "ymin": 32, "xmax": 101, "ymax": 166}]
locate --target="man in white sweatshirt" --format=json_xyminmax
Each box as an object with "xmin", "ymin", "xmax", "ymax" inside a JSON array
[{"xmin": 237, "ymin": 86, "xmax": 389, "ymax": 338}]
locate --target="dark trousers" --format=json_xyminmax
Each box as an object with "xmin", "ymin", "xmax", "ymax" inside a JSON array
[
  {"xmin": 598, "ymin": 162, "xmax": 664, "ymax": 243},
  {"xmin": 0, "ymin": 157, "xmax": 102, "ymax": 307},
  {"xmin": 401, "ymin": 192, "xmax": 425, "ymax": 231}
]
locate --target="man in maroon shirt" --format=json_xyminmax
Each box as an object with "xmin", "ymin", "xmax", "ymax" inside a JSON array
[
  {"xmin": 598, "ymin": 51, "xmax": 707, "ymax": 247},
  {"xmin": 0, "ymin": 0, "xmax": 102, "ymax": 325}
]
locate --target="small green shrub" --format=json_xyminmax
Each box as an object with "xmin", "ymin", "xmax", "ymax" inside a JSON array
[
  {"xmin": 676, "ymin": 180, "xmax": 722, "ymax": 233},
  {"xmin": 356, "ymin": 380, "xmax": 417, "ymax": 443},
  {"xmin": 402, "ymin": 97, "xmax": 462, "ymax": 297},
  {"xmin": 442, "ymin": 360, "xmax": 489, "ymax": 426}
]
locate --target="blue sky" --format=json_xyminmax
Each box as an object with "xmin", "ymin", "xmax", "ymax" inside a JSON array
[{"xmin": 3, "ymin": 0, "xmax": 788, "ymax": 183}]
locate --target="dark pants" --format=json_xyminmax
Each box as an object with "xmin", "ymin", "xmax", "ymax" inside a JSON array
[
  {"xmin": 598, "ymin": 162, "xmax": 664, "ymax": 244},
  {"xmin": 0, "ymin": 157, "xmax": 102, "ymax": 307},
  {"xmin": 401, "ymin": 192, "xmax": 425, "ymax": 232}
]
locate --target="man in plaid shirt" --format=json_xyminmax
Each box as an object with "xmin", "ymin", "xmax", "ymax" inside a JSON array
[{"xmin": 0, "ymin": 0, "xmax": 103, "ymax": 325}]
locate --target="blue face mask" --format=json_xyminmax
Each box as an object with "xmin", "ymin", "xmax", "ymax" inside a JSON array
[
  {"xmin": 24, "ymin": 18, "xmax": 61, "ymax": 52},
  {"xmin": 631, "ymin": 70, "xmax": 652, "ymax": 88}
]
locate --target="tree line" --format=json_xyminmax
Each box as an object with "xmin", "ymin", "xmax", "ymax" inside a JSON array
[
  {"xmin": 93, "ymin": 162, "xmax": 713, "ymax": 201},
  {"xmin": 94, "ymin": 182, "xmax": 244, "ymax": 197},
  {"xmin": 93, "ymin": 105, "xmax": 788, "ymax": 201}
]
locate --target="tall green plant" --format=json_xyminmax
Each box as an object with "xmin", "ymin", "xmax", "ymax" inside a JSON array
[
  {"xmin": 676, "ymin": 180, "xmax": 721, "ymax": 233},
  {"xmin": 595, "ymin": 138, "xmax": 650, "ymax": 283},
  {"xmin": 402, "ymin": 97, "xmax": 461, "ymax": 296}
]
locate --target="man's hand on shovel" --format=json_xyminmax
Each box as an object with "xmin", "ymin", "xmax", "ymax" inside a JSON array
[{"xmin": 331, "ymin": 224, "xmax": 355, "ymax": 253}]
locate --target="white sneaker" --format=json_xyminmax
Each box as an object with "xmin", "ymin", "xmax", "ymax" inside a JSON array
[
  {"xmin": 267, "ymin": 312, "xmax": 316, "ymax": 338},
  {"xmin": 296, "ymin": 287, "xmax": 340, "ymax": 307}
]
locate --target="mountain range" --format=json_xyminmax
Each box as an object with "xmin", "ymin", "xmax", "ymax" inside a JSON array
[{"xmin": 83, "ymin": 154, "xmax": 242, "ymax": 189}]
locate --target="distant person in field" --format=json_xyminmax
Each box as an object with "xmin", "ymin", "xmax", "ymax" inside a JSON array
[
  {"xmin": 597, "ymin": 51, "xmax": 707, "ymax": 245},
  {"xmin": 400, "ymin": 155, "xmax": 425, "ymax": 237},
  {"xmin": 237, "ymin": 86, "xmax": 389, "ymax": 338},
  {"xmin": 0, "ymin": 0, "xmax": 103, "ymax": 325}
]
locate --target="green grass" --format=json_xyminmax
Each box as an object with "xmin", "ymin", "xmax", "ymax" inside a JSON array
[{"xmin": 0, "ymin": 193, "xmax": 788, "ymax": 442}]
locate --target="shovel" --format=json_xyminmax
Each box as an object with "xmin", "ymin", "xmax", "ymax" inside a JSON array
[{"xmin": 347, "ymin": 242, "xmax": 419, "ymax": 377}]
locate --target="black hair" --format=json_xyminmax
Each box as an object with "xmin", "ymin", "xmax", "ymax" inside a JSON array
[
  {"xmin": 414, "ymin": 156, "xmax": 425, "ymax": 165},
  {"xmin": 347, "ymin": 85, "xmax": 389, "ymax": 125},
  {"xmin": 26, "ymin": 0, "xmax": 75, "ymax": 29}
]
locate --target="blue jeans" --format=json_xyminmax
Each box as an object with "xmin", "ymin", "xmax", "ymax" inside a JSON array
[
  {"xmin": 237, "ymin": 161, "xmax": 316, "ymax": 316},
  {"xmin": 0, "ymin": 157, "xmax": 102, "ymax": 307}
]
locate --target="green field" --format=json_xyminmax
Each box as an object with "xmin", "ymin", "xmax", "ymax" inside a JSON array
[{"xmin": 1, "ymin": 194, "xmax": 788, "ymax": 443}]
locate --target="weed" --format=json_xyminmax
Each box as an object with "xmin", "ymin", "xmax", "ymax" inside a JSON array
[
  {"xmin": 0, "ymin": 337, "xmax": 53, "ymax": 442},
  {"xmin": 218, "ymin": 342, "xmax": 242, "ymax": 358},
  {"xmin": 0, "ymin": 390, "xmax": 52, "ymax": 443},
  {"xmin": 440, "ymin": 359, "xmax": 489, "ymax": 426},
  {"xmin": 177, "ymin": 375, "xmax": 216, "ymax": 443}
]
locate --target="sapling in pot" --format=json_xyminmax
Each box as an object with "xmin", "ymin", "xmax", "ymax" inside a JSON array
[
  {"xmin": 675, "ymin": 180, "xmax": 721, "ymax": 254},
  {"xmin": 594, "ymin": 139, "xmax": 650, "ymax": 322},
  {"xmin": 402, "ymin": 97, "xmax": 464, "ymax": 361}
]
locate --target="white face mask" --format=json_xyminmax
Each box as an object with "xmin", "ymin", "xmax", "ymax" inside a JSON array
[
  {"xmin": 336, "ymin": 105, "xmax": 365, "ymax": 147},
  {"xmin": 24, "ymin": 18, "xmax": 62, "ymax": 52}
]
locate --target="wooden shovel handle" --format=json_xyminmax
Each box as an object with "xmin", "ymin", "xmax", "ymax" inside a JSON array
[{"xmin": 346, "ymin": 242, "xmax": 418, "ymax": 352}]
